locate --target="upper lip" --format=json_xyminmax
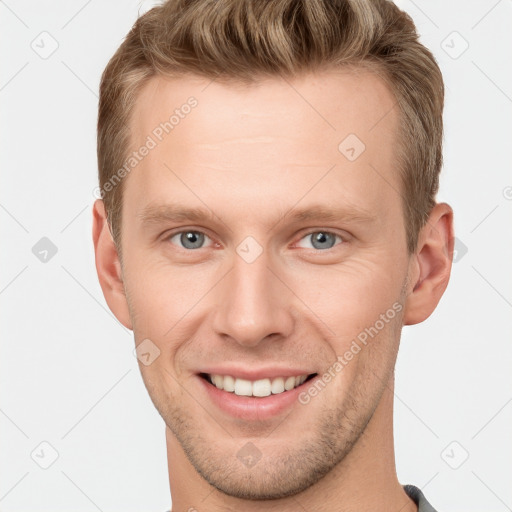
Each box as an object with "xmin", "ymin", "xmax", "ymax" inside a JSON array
[{"xmin": 197, "ymin": 367, "xmax": 317, "ymax": 381}]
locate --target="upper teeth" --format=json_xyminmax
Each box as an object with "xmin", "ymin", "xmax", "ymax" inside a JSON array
[{"xmin": 209, "ymin": 374, "xmax": 309, "ymax": 397}]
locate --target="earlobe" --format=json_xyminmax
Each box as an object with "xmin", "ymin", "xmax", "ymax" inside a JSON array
[
  {"xmin": 92, "ymin": 199, "xmax": 133, "ymax": 330},
  {"xmin": 403, "ymin": 202, "xmax": 454, "ymax": 326}
]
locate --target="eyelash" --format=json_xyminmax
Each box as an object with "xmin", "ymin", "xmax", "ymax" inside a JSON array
[{"xmin": 164, "ymin": 229, "xmax": 345, "ymax": 252}]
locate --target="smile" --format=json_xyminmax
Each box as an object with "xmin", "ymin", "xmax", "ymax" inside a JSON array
[{"xmin": 200, "ymin": 372, "xmax": 317, "ymax": 397}]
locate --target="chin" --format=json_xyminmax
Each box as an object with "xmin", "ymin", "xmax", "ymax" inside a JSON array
[{"xmin": 195, "ymin": 457, "xmax": 330, "ymax": 500}]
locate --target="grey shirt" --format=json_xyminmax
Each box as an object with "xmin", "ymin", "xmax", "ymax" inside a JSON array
[{"xmin": 404, "ymin": 484, "xmax": 439, "ymax": 512}]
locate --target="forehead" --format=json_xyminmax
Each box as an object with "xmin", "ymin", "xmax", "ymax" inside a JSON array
[
  {"xmin": 125, "ymin": 68, "xmax": 401, "ymax": 228},
  {"xmin": 132, "ymin": 67, "xmax": 398, "ymax": 147}
]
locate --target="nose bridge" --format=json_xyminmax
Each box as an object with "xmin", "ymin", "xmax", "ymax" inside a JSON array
[{"xmin": 213, "ymin": 246, "xmax": 292, "ymax": 347}]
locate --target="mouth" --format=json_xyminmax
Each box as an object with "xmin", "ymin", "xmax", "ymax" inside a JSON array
[
  {"xmin": 199, "ymin": 372, "xmax": 318, "ymax": 398},
  {"xmin": 196, "ymin": 367, "xmax": 320, "ymax": 420}
]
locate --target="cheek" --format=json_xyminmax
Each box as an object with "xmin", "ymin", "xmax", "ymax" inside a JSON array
[
  {"xmin": 122, "ymin": 255, "xmax": 215, "ymax": 339},
  {"xmin": 284, "ymin": 254, "xmax": 406, "ymax": 341},
  {"xmin": 123, "ymin": 239, "xmax": 407, "ymax": 354}
]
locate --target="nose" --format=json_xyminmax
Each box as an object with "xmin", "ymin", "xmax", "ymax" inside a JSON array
[{"xmin": 212, "ymin": 247, "xmax": 294, "ymax": 348}]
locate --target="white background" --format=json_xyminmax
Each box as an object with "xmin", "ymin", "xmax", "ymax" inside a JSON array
[{"xmin": 1, "ymin": 1, "xmax": 511, "ymax": 511}]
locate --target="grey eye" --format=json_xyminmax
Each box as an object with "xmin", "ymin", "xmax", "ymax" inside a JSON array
[
  {"xmin": 297, "ymin": 231, "xmax": 341, "ymax": 250},
  {"xmin": 170, "ymin": 231, "xmax": 208, "ymax": 250}
]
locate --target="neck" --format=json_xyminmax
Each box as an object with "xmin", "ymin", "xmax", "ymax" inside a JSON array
[{"xmin": 166, "ymin": 373, "xmax": 417, "ymax": 512}]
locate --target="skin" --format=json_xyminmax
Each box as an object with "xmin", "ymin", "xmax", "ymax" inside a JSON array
[{"xmin": 93, "ymin": 69, "xmax": 454, "ymax": 512}]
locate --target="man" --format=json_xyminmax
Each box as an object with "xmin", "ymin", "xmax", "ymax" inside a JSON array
[{"xmin": 92, "ymin": 0, "xmax": 453, "ymax": 510}]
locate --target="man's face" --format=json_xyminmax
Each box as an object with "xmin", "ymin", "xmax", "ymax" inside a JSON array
[{"xmin": 118, "ymin": 69, "xmax": 412, "ymax": 498}]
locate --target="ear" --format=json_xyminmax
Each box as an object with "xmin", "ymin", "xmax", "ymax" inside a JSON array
[
  {"xmin": 403, "ymin": 202, "xmax": 454, "ymax": 325},
  {"xmin": 92, "ymin": 199, "xmax": 133, "ymax": 330}
]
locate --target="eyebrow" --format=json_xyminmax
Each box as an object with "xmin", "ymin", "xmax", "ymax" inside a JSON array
[
  {"xmin": 138, "ymin": 203, "xmax": 377, "ymax": 228},
  {"xmin": 285, "ymin": 205, "xmax": 376, "ymax": 225},
  {"xmin": 138, "ymin": 204, "xmax": 218, "ymax": 225}
]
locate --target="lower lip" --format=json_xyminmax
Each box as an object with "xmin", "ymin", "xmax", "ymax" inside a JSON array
[{"xmin": 197, "ymin": 375, "xmax": 315, "ymax": 421}]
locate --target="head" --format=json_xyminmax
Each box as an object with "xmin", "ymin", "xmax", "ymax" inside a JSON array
[{"xmin": 93, "ymin": 0, "xmax": 453, "ymax": 501}]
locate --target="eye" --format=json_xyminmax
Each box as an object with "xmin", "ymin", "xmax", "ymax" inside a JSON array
[
  {"xmin": 296, "ymin": 231, "xmax": 343, "ymax": 251},
  {"xmin": 168, "ymin": 230, "xmax": 213, "ymax": 250}
]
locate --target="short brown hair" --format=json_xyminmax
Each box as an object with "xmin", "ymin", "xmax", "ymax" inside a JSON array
[{"xmin": 97, "ymin": 0, "xmax": 444, "ymax": 254}]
